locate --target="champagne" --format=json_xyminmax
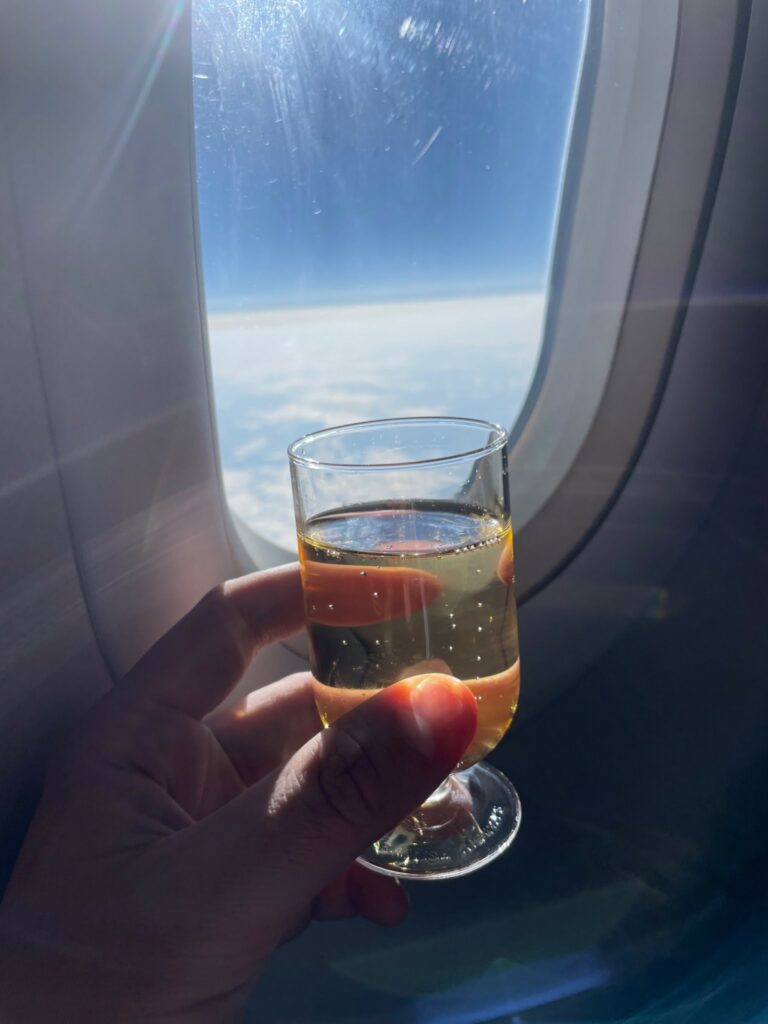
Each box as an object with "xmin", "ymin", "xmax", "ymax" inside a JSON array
[{"xmin": 299, "ymin": 500, "xmax": 520, "ymax": 769}]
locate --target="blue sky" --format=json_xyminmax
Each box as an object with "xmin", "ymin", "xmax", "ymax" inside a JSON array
[{"xmin": 193, "ymin": 0, "xmax": 588, "ymax": 312}]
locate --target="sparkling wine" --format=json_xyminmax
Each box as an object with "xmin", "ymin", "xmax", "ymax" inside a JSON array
[{"xmin": 298, "ymin": 501, "xmax": 520, "ymax": 768}]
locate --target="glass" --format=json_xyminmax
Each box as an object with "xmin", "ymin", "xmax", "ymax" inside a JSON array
[
  {"xmin": 193, "ymin": 0, "xmax": 590, "ymax": 549},
  {"xmin": 288, "ymin": 417, "xmax": 521, "ymax": 879}
]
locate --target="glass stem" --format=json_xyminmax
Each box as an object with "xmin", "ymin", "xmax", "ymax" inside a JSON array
[{"xmin": 423, "ymin": 775, "xmax": 455, "ymax": 807}]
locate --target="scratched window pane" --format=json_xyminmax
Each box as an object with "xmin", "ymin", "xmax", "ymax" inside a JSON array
[{"xmin": 193, "ymin": 0, "xmax": 589, "ymax": 549}]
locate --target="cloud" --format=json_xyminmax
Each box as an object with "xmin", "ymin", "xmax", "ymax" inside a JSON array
[
  {"xmin": 211, "ymin": 293, "xmax": 545, "ymax": 547},
  {"xmin": 257, "ymin": 400, "xmax": 384, "ymax": 427},
  {"xmin": 222, "ymin": 467, "xmax": 297, "ymax": 551},
  {"xmin": 234, "ymin": 436, "xmax": 268, "ymax": 460}
]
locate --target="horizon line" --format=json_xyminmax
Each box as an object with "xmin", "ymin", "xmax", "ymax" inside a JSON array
[{"xmin": 207, "ymin": 288, "xmax": 545, "ymax": 324}]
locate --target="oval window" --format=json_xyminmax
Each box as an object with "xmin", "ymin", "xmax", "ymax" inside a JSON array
[{"xmin": 193, "ymin": 0, "xmax": 590, "ymax": 550}]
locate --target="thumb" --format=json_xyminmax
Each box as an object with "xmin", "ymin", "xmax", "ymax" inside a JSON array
[
  {"xmin": 188, "ymin": 676, "xmax": 477, "ymax": 928},
  {"xmin": 282, "ymin": 673, "xmax": 478, "ymax": 851}
]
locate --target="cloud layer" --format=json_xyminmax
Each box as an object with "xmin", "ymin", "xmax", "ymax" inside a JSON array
[{"xmin": 210, "ymin": 293, "xmax": 544, "ymax": 550}]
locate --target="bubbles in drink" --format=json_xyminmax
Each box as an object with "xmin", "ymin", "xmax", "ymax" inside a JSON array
[{"xmin": 298, "ymin": 500, "xmax": 520, "ymax": 768}]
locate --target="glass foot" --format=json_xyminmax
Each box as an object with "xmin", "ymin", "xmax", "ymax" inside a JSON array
[{"xmin": 358, "ymin": 762, "xmax": 521, "ymax": 880}]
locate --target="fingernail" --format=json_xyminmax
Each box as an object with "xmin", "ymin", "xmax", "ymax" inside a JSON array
[{"xmin": 409, "ymin": 675, "xmax": 464, "ymax": 759}]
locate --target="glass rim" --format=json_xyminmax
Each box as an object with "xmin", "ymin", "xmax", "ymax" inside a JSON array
[{"xmin": 287, "ymin": 416, "xmax": 508, "ymax": 471}]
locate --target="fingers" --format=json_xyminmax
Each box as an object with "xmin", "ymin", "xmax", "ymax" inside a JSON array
[
  {"xmin": 206, "ymin": 673, "xmax": 320, "ymax": 784},
  {"xmin": 300, "ymin": 562, "xmax": 442, "ymax": 627},
  {"xmin": 313, "ymin": 864, "xmax": 409, "ymax": 927},
  {"xmin": 117, "ymin": 564, "xmax": 304, "ymax": 720},
  {"xmin": 114, "ymin": 558, "xmax": 443, "ymax": 723},
  {"xmin": 184, "ymin": 675, "xmax": 477, "ymax": 932}
]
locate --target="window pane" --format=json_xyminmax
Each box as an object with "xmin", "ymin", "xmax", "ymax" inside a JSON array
[{"xmin": 193, "ymin": 0, "xmax": 589, "ymax": 550}]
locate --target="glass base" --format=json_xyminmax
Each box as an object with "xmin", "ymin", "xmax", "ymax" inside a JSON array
[{"xmin": 358, "ymin": 762, "xmax": 521, "ymax": 881}]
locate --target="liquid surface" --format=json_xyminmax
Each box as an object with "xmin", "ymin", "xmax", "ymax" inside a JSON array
[{"xmin": 299, "ymin": 501, "xmax": 520, "ymax": 767}]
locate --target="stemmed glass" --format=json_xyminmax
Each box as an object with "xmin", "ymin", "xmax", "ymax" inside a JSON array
[{"xmin": 288, "ymin": 417, "xmax": 521, "ymax": 879}]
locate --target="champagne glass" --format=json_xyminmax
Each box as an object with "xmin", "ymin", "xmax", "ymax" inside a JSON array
[{"xmin": 288, "ymin": 416, "xmax": 521, "ymax": 879}]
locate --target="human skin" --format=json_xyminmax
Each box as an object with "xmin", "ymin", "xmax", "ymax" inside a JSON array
[{"xmin": 0, "ymin": 564, "xmax": 477, "ymax": 1022}]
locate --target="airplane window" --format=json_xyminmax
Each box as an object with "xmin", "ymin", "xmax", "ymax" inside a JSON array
[{"xmin": 193, "ymin": 0, "xmax": 590, "ymax": 551}]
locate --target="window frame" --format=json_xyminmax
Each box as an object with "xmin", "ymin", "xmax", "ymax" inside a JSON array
[{"xmin": 513, "ymin": 0, "xmax": 750, "ymax": 602}]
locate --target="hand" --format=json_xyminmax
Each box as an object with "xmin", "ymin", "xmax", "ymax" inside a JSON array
[{"xmin": 0, "ymin": 565, "xmax": 477, "ymax": 1022}]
